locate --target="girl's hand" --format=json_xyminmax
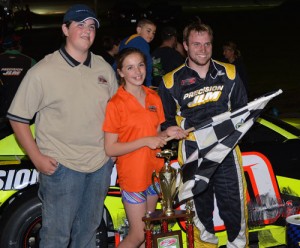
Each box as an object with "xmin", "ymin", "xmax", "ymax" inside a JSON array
[{"xmin": 145, "ymin": 136, "xmax": 167, "ymax": 149}]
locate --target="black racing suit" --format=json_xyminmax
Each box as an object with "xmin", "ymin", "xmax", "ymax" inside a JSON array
[
  {"xmin": 159, "ymin": 59, "xmax": 248, "ymax": 247},
  {"xmin": 0, "ymin": 49, "xmax": 36, "ymax": 138}
]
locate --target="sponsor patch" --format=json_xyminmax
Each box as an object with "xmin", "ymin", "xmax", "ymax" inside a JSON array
[
  {"xmin": 181, "ymin": 77, "xmax": 196, "ymax": 86},
  {"xmin": 98, "ymin": 75, "xmax": 108, "ymax": 84},
  {"xmin": 148, "ymin": 105, "xmax": 157, "ymax": 112}
]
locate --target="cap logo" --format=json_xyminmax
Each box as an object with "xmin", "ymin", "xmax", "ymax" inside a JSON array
[{"xmin": 76, "ymin": 9, "xmax": 90, "ymax": 13}]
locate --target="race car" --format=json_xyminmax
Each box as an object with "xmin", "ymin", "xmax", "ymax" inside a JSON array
[{"xmin": 0, "ymin": 113, "xmax": 299, "ymax": 248}]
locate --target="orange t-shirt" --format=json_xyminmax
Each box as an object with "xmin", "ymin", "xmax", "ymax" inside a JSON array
[{"xmin": 103, "ymin": 86, "xmax": 165, "ymax": 192}]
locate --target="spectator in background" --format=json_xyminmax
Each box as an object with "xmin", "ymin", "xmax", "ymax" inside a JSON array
[
  {"xmin": 23, "ymin": 4, "xmax": 32, "ymax": 31},
  {"xmin": 152, "ymin": 26, "xmax": 185, "ymax": 87},
  {"xmin": 118, "ymin": 19, "xmax": 156, "ymax": 87},
  {"xmin": 223, "ymin": 41, "xmax": 249, "ymax": 96},
  {"xmin": 0, "ymin": 33, "xmax": 36, "ymax": 138},
  {"xmin": 175, "ymin": 41, "xmax": 186, "ymax": 58},
  {"xmin": 99, "ymin": 34, "xmax": 121, "ymax": 66}
]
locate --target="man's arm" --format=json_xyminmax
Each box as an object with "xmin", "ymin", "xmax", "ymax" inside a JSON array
[
  {"xmin": 9, "ymin": 120, "xmax": 57, "ymax": 175},
  {"xmin": 158, "ymin": 81, "xmax": 178, "ymax": 130}
]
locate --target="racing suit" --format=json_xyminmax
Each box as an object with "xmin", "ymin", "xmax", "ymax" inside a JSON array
[{"xmin": 159, "ymin": 59, "xmax": 248, "ymax": 247}]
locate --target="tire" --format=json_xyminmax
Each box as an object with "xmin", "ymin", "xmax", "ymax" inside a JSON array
[
  {"xmin": 0, "ymin": 195, "xmax": 109, "ymax": 248},
  {"xmin": 96, "ymin": 218, "xmax": 109, "ymax": 248},
  {"xmin": 0, "ymin": 196, "xmax": 42, "ymax": 248}
]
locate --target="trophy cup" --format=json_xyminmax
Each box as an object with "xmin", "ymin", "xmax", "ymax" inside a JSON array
[{"xmin": 152, "ymin": 149, "xmax": 182, "ymax": 216}]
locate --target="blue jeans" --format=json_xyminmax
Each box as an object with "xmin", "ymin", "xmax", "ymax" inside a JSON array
[{"xmin": 38, "ymin": 159, "xmax": 113, "ymax": 248}]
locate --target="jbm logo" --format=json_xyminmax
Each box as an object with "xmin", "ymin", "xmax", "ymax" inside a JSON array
[
  {"xmin": 184, "ymin": 85, "xmax": 224, "ymax": 108},
  {"xmin": 1, "ymin": 68, "xmax": 23, "ymax": 76}
]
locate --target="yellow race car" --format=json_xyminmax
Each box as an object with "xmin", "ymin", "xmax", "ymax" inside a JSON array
[{"xmin": 0, "ymin": 113, "xmax": 299, "ymax": 247}]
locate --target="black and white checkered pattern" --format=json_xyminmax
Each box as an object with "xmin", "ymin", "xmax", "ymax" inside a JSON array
[{"xmin": 178, "ymin": 89, "xmax": 283, "ymax": 203}]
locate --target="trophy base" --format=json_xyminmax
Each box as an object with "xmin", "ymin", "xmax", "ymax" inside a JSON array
[{"xmin": 164, "ymin": 209, "xmax": 175, "ymax": 217}]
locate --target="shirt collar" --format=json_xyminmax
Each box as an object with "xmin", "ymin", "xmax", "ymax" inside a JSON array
[
  {"xmin": 118, "ymin": 85, "xmax": 153, "ymax": 99},
  {"xmin": 59, "ymin": 46, "xmax": 91, "ymax": 67},
  {"xmin": 185, "ymin": 58, "xmax": 218, "ymax": 78},
  {"xmin": 209, "ymin": 60, "xmax": 218, "ymax": 78}
]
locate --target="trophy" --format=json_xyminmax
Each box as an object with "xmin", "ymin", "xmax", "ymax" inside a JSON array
[{"xmin": 152, "ymin": 149, "xmax": 182, "ymax": 216}]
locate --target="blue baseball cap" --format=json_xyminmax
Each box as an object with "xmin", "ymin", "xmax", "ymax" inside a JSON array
[{"xmin": 63, "ymin": 4, "xmax": 100, "ymax": 28}]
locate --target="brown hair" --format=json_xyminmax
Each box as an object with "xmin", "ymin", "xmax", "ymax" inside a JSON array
[
  {"xmin": 137, "ymin": 19, "xmax": 156, "ymax": 28},
  {"xmin": 116, "ymin": 47, "xmax": 146, "ymax": 85},
  {"xmin": 183, "ymin": 19, "xmax": 213, "ymax": 44}
]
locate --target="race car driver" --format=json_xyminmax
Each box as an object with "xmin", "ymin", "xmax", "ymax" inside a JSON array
[{"xmin": 158, "ymin": 20, "xmax": 249, "ymax": 247}]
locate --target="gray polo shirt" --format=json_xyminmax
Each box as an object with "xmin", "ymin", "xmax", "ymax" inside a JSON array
[{"xmin": 7, "ymin": 48, "xmax": 118, "ymax": 172}]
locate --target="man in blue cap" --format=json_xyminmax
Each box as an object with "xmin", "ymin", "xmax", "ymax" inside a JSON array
[{"xmin": 7, "ymin": 4, "xmax": 118, "ymax": 247}]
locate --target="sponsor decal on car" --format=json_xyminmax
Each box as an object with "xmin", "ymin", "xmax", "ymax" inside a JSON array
[{"xmin": 0, "ymin": 168, "xmax": 38, "ymax": 190}]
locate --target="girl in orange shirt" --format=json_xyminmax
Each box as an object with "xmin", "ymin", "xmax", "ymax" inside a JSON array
[{"xmin": 103, "ymin": 47, "xmax": 186, "ymax": 248}]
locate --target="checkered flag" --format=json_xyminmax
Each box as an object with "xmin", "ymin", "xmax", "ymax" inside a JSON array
[{"xmin": 178, "ymin": 89, "xmax": 283, "ymax": 203}]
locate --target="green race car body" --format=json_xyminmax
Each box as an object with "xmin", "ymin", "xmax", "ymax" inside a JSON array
[{"xmin": 0, "ymin": 114, "xmax": 299, "ymax": 247}]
